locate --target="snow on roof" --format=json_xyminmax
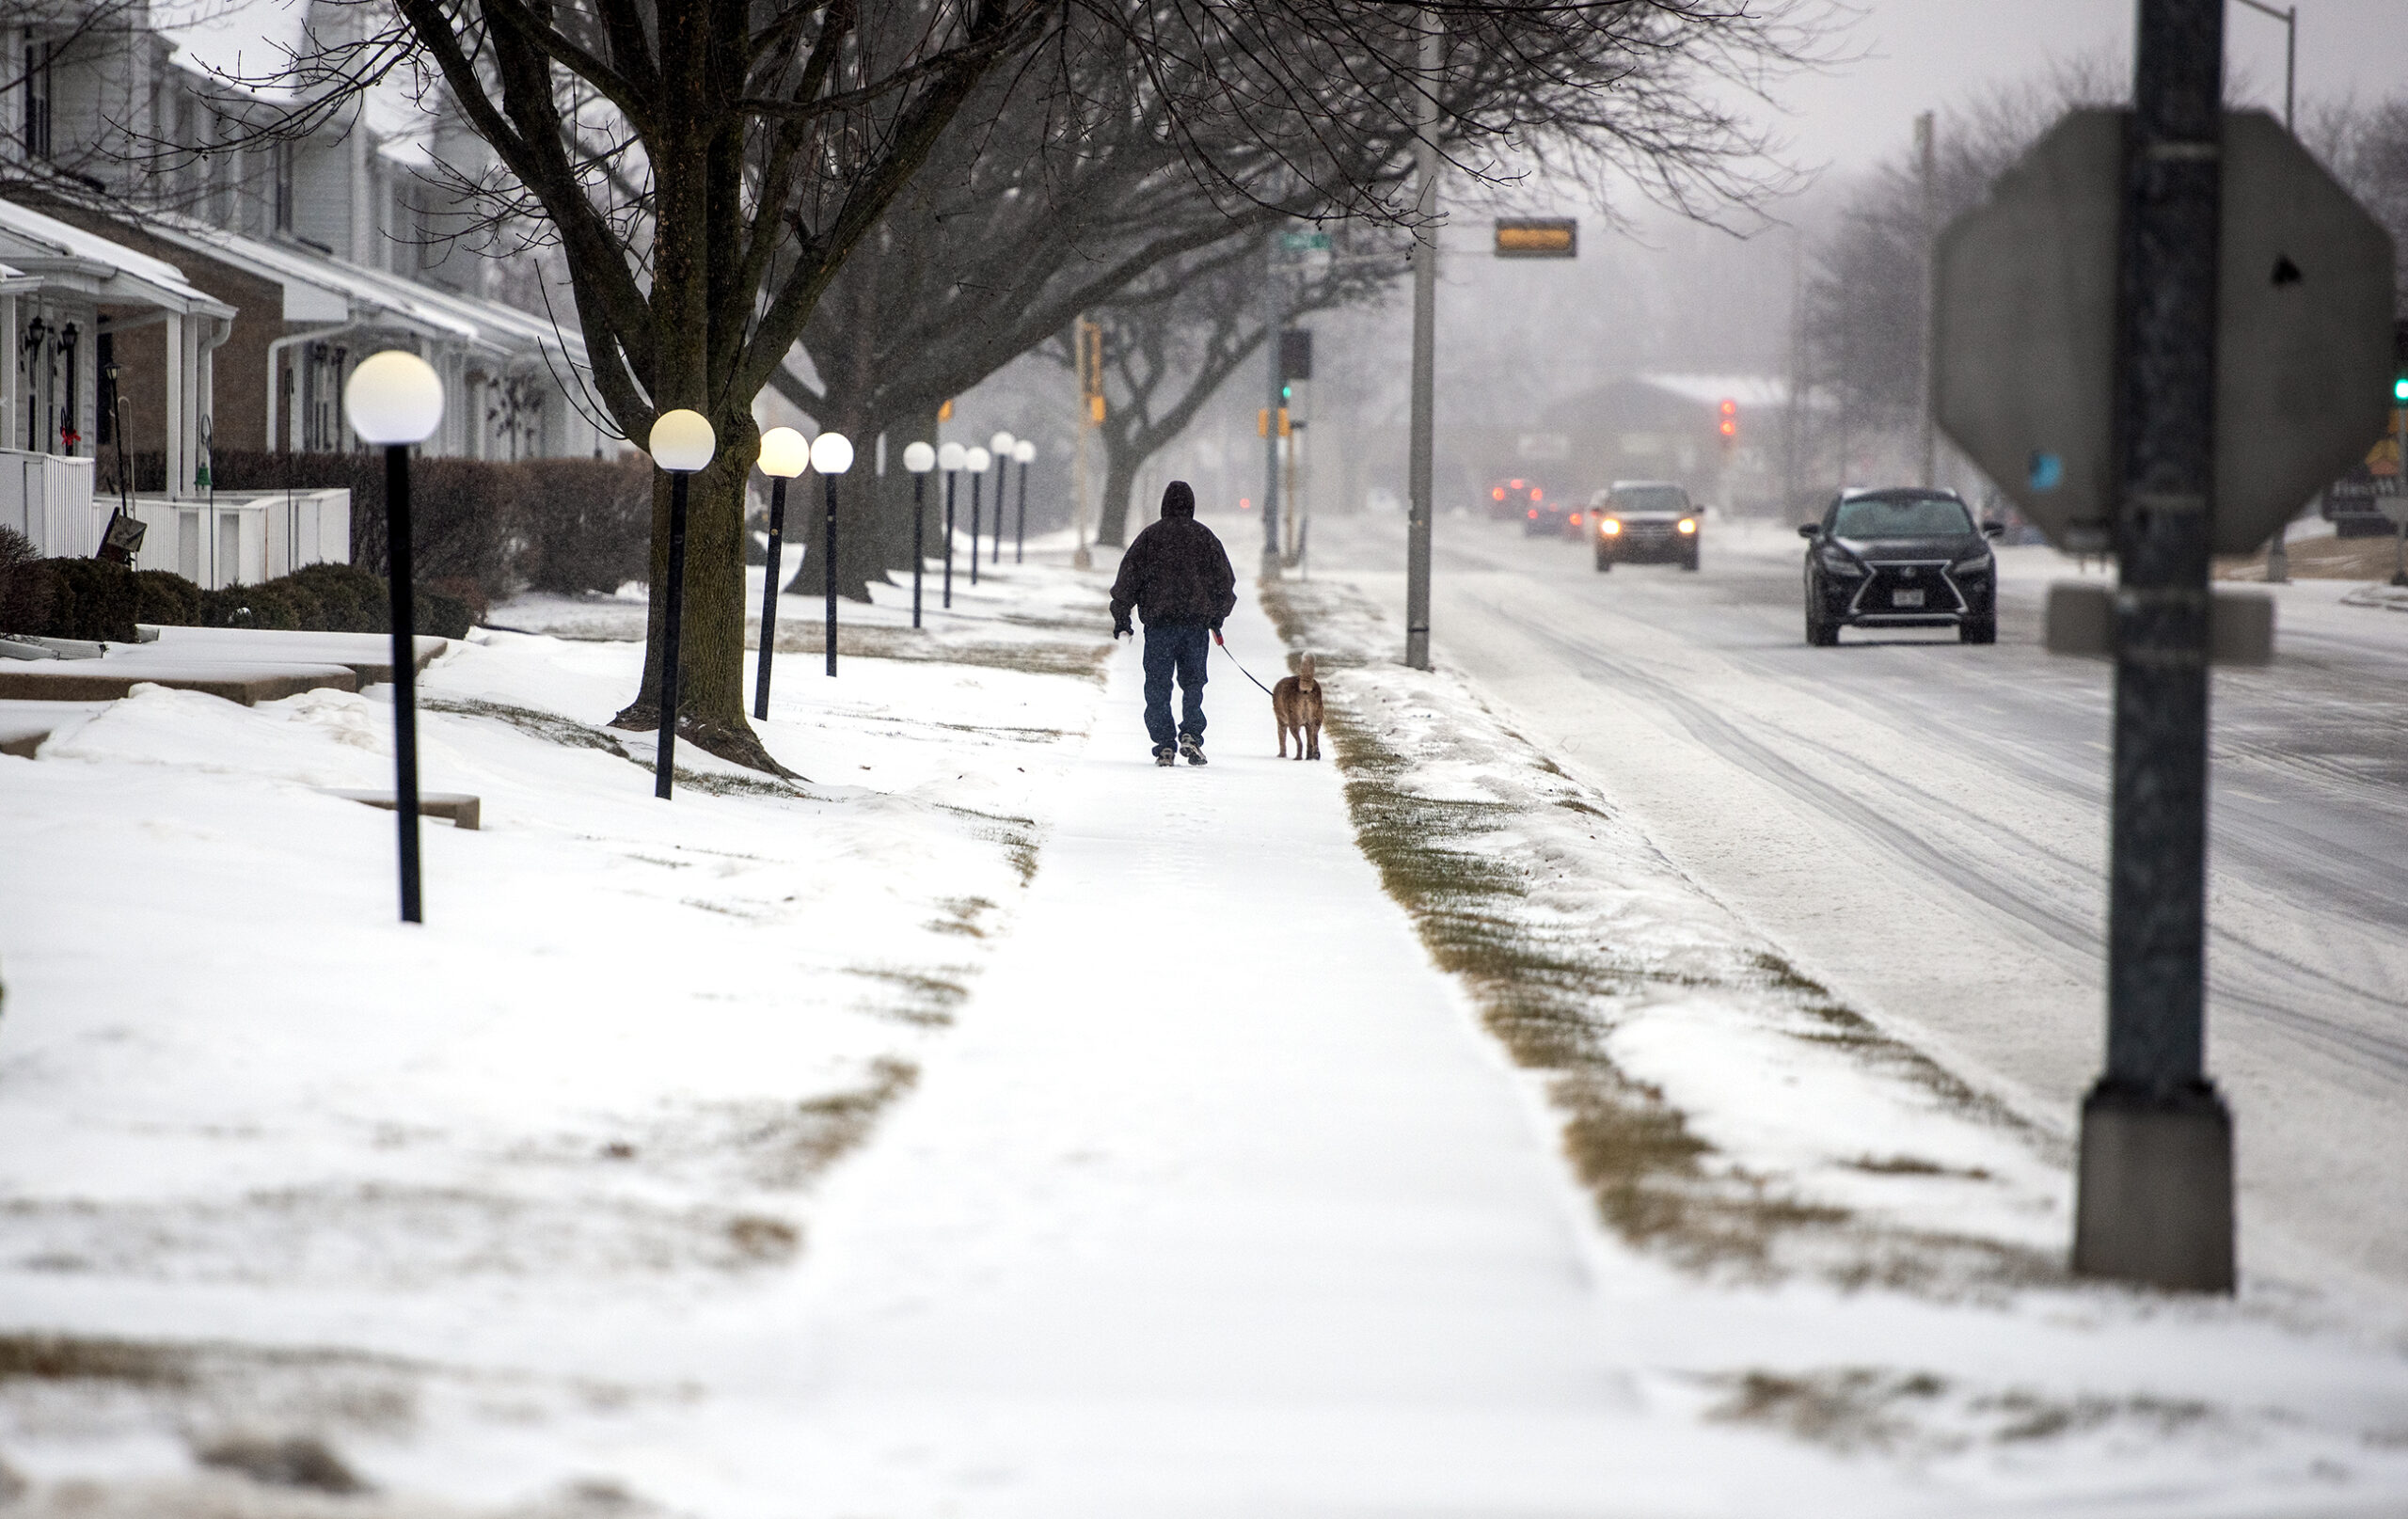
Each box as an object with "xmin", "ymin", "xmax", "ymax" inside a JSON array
[
  {"xmin": 1636, "ymin": 373, "xmax": 1791, "ymax": 410},
  {"xmin": 137, "ymin": 212, "xmax": 587, "ymax": 370},
  {"xmin": 0, "ymin": 198, "xmax": 232, "ymax": 316},
  {"xmin": 154, "ymin": 0, "xmax": 315, "ymax": 100}
]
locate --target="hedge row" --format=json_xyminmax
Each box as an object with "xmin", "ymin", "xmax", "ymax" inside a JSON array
[
  {"xmin": 99, "ymin": 451, "xmax": 655, "ymax": 608},
  {"xmin": 0, "ymin": 529, "xmax": 472, "ymax": 642}
]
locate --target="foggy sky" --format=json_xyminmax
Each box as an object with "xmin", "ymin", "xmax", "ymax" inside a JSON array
[{"xmin": 1780, "ymin": 0, "xmax": 2408, "ymax": 174}]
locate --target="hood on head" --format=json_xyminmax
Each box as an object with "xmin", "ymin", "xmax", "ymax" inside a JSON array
[{"xmin": 1160, "ymin": 481, "xmax": 1196, "ymax": 519}]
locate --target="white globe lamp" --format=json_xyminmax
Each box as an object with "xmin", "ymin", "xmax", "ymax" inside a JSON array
[
  {"xmin": 810, "ymin": 432, "xmax": 854, "ymax": 475},
  {"xmin": 649, "ymin": 409, "xmax": 716, "ymax": 472},
  {"xmin": 757, "ymin": 426, "xmax": 809, "ymax": 479},
  {"xmin": 345, "ymin": 351, "xmax": 444, "ymax": 446}
]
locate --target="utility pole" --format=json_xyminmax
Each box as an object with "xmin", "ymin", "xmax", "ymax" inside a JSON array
[
  {"xmin": 2072, "ymin": 0, "xmax": 2234, "ymax": 1293},
  {"xmin": 1073, "ymin": 316, "xmax": 1101, "ymax": 570},
  {"xmin": 1402, "ymin": 9, "xmax": 1441, "ymax": 672},
  {"xmin": 1262, "ymin": 232, "xmax": 1285, "ymax": 575},
  {"xmin": 2240, "ymin": 0, "xmax": 2298, "ymax": 585},
  {"xmin": 1917, "ymin": 110, "xmax": 1939, "ymax": 489}
]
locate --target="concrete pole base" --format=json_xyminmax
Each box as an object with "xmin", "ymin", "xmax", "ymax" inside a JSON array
[{"xmin": 2071, "ymin": 1079, "xmax": 2235, "ymax": 1292}]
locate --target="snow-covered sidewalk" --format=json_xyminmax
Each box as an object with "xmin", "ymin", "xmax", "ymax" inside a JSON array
[{"xmin": 763, "ymin": 590, "xmax": 1655, "ymax": 1513}]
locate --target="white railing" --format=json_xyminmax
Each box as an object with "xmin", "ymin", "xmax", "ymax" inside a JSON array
[
  {"xmin": 0, "ymin": 448, "xmax": 349, "ymax": 589},
  {"xmin": 111, "ymin": 489, "xmax": 353, "ymax": 590},
  {"xmin": 0, "ymin": 450, "xmax": 97, "ymax": 555}
]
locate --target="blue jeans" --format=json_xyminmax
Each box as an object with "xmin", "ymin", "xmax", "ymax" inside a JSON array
[{"xmin": 1142, "ymin": 624, "xmax": 1211, "ymax": 749}]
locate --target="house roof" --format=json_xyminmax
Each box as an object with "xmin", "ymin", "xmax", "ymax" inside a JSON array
[
  {"xmin": 1634, "ymin": 373, "xmax": 1792, "ymax": 411},
  {"xmin": 133, "ymin": 213, "xmax": 590, "ymax": 373},
  {"xmin": 154, "ymin": 0, "xmax": 315, "ymax": 103},
  {"xmin": 0, "ymin": 199, "xmax": 234, "ymax": 318}
]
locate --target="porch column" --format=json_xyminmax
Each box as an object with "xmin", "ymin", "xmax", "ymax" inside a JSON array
[
  {"xmin": 164, "ymin": 312, "xmax": 187, "ymax": 500},
  {"xmin": 0, "ymin": 293, "xmax": 16, "ymax": 451}
]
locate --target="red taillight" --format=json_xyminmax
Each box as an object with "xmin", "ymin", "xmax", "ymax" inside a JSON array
[
  {"xmin": 1569, "ymin": 513, "xmax": 1582, "ymax": 525},
  {"xmin": 1530, "ymin": 488, "xmax": 1544, "ymax": 501},
  {"xmin": 1528, "ymin": 509, "xmax": 1539, "ymax": 519},
  {"xmin": 1493, "ymin": 487, "xmax": 1506, "ymax": 500}
]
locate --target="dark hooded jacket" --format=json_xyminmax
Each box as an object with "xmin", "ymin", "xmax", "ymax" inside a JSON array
[{"xmin": 1110, "ymin": 482, "xmax": 1238, "ymax": 632}]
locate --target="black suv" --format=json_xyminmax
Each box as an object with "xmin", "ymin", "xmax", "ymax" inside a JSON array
[{"xmin": 1798, "ymin": 488, "xmax": 2003, "ymax": 646}]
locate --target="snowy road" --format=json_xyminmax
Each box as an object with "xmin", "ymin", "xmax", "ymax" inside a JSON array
[{"xmin": 1311, "ymin": 510, "xmax": 2408, "ymax": 1293}]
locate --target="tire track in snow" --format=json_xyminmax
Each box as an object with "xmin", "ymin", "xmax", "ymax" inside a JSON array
[{"xmin": 1486, "ymin": 601, "xmax": 2408, "ymax": 1082}]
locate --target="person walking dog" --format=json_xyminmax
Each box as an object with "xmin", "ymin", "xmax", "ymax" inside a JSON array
[{"xmin": 1110, "ymin": 481, "xmax": 1237, "ymax": 767}]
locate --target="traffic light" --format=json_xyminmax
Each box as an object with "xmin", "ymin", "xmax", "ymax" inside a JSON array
[
  {"xmin": 1719, "ymin": 397, "xmax": 1738, "ymax": 445},
  {"xmin": 2393, "ymin": 374, "xmax": 2407, "ymax": 403},
  {"xmin": 1280, "ymin": 383, "xmax": 1293, "ymax": 402}
]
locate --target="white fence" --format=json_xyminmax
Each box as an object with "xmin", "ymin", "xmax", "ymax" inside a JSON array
[
  {"xmin": 0, "ymin": 450, "xmax": 96, "ymax": 556},
  {"xmin": 0, "ymin": 445, "xmax": 350, "ymax": 591},
  {"xmin": 115, "ymin": 490, "xmax": 351, "ymax": 590}
]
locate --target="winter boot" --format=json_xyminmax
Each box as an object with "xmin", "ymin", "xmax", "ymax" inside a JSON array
[
  {"xmin": 1155, "ymin": 744, "xmax": 1178, "ymax": 767},
  {"xmin": 1179, "ymin": 734, "xmax": 1207, "ymax": 767}
]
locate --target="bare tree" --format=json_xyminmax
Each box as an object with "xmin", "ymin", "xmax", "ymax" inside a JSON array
[
  {"xmin": 1069, "ymin": 230, "xmax": 1404, "ymax": 549},
  {"xmin": 282, "ymin": 0, "xmax": 1820, "ymax": 772}
]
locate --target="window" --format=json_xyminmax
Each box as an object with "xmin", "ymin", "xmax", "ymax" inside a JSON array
[
  {"xmin": 23, "ymin": 34, "xmax": 51, "ymax": 161},
  {"xmin": 273, "ymin": 140, "xmax": 294, "ymax": 232}
]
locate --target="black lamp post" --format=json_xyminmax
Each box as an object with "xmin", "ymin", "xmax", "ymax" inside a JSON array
[
  {"xmin": 813, "ymin": 431, "xmax": 854, "ymax": 676},
  {"xmin": 989, "ymin": 433, "xmax": 1015, "ymax": 567},
  {"xmin": 1013, "ymin": 438, "xmax": 1035, "ymax": 562},
  {"xmin": 342, "ymin": 350, "xmax": 446, "ymax": 924},
  {"xmin": 753, "ymin": 426, "xmax": 809, "ymax": 720},
  {"xmin": 648, "ymin": 408, "xmax": 718, "ymax": 799},
  {"xmin": 966, "ymin": 445, "xmax": 990, "ymax": 586},
  {"xmin": 940, "ymin": 441, "xmax": 965, "ymax": 608},
  {"xmin": 904, "ymin": 440, "xmax": 936, "ymax": 627}
]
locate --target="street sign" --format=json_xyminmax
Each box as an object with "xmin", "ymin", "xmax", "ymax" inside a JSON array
[
  {"xmin": 1934, "ymin": 109, "xmax": 2396, "ymax": 555},
  {"xmin": 1280, "ymin": 230, "xmax": 1332, "ymax": 253},
  {"xmin": 1495, "ymin": 218, "xmax": 1576, "ymax": 258}
]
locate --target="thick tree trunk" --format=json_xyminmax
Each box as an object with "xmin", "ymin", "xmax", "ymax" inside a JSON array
[
  {"xmin": 611, "ymin": 411, "xmax": 789, "ymax": 775},
  {"xmin": 1096, "ymin": 434, "xmax": 1142, "ymax": 548},
  {"xmin": 782, "ymin": 416, "xmax": 887, "ymax": 605}
]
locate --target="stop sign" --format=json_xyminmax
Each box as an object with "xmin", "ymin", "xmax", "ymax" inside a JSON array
[{"xmin": 1934, "ymin": 109, "xmax": 2396, "ymax": 556}]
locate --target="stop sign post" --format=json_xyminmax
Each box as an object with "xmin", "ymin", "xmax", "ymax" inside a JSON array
[{"xmin": 1934, "ymin": 8, "xmax": 2397, "ymax": 1293}]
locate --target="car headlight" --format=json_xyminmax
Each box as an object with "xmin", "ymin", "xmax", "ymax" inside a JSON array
[
  {"xmin": 1951, "ymin": 554, "xmax": 1993, "ymax": 577},
  {"xmin": 1677, "ymin": 518, "xmax": 1697, "ymax": 535},
  {"xmin": 1600, "ymin": 519, "xmax": 1622, "ymax": 536},
  {"xmin": 1817, "ymin": 546, "xmax": 1865, "ymax": 577}
]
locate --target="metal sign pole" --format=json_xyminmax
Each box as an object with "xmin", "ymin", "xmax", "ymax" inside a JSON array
[
  {"xmin": 2073, "ymin": 0, "xmax": 2234, "ymax": 1293},
  {"xmin": 1402, "ymin": 10, "xmax": 1442, "ymax": 672},
  {"xmin": 1263, "ymin": 233, "xmax": 1284, "ymax": 572}
]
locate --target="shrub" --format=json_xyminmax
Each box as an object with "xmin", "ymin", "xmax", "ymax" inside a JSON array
[
  {"xmin": 132, "ymin": 569, "xmax": 201, "ymax": 627},
  {"xmin": 40, "ymin": 559, "xmax": 138, "ymax": 641},
  {"xmin": 517, "ymin": 455, "xmax": 653, "ymax": 595},
  {"xmin": 284, "ymin": 562, "xmax": 388, "ymax": 633},
  {"xmin": 0, "ymin": 526, "xmax": 48, "ymax": 636},
  {"xmin": 415, "ymin": 589, "xmax": 473, "ymax": 640}
]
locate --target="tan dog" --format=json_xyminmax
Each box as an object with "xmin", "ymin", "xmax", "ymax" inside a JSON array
[{"xmin": 1273, "ymin": 654, "xmax": 1323, "ymax": 760}]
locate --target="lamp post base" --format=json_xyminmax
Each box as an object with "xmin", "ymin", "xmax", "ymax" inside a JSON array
[{"xmin": 2072, "ymin": 1079, "xmax": 2234, "ymax": 1292}]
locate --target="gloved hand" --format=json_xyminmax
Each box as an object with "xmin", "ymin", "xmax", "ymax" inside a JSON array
[{"xmin": 1114, "ymin": 624, "xmax": 1133, "ymax": 641}]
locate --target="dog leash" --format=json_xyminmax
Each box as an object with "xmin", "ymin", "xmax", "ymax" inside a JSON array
[{"xmin": 1212, "ymin": 632, "xmax": 1281, "ymax": 696}]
